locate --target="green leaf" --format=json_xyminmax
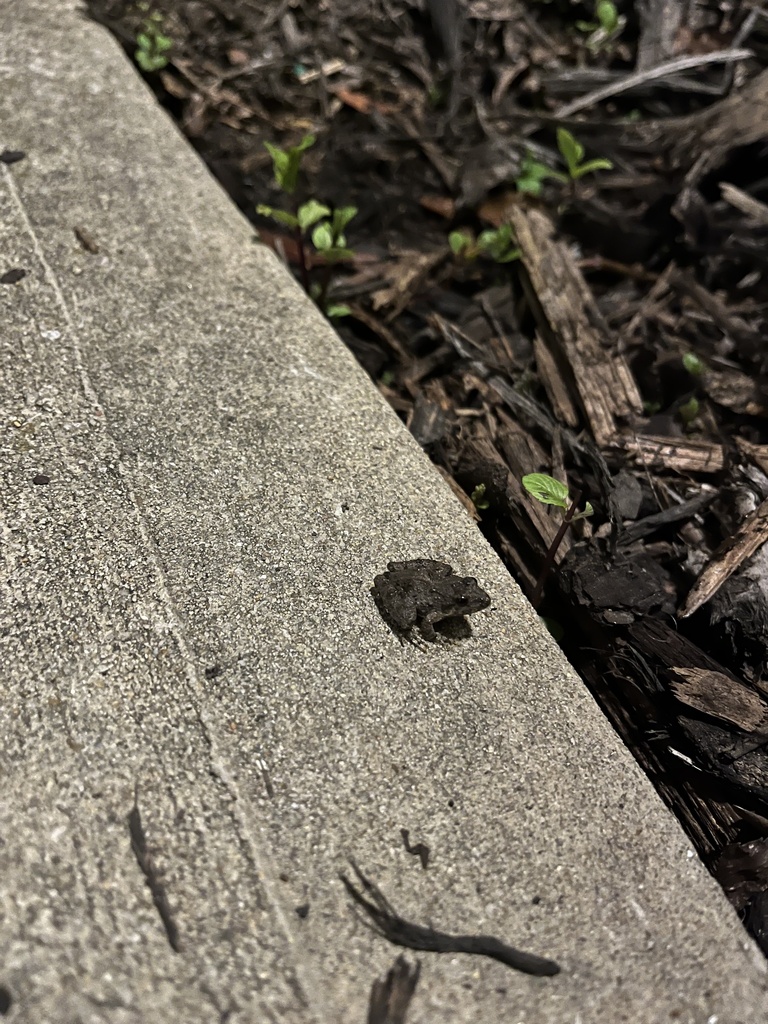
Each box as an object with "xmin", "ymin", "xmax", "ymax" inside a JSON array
[
  {"xmin": 496, "ymin": 247, "xmax": 521, "ymax": 263},
  {"xmin": 312, "ymin": 223, "xmax": 334, "ymax": 251},
  {"xmin": 570, "ymin": 157, "xmax": 613, "ymax": 179},
  {"xmin": 332, "ymin": 206, "xmax": 357, "ymax": 233},
  {"xmin": 155, "ymin": 34, "xmax": 173, "ymax": 51},
  {"xmin": 135, "ymin": 47, "xmax": 168, "ymax": 71},
  {"xmin": 294, "ymin": 133, "xmax": 316, "ymax": 154},
  {"xmin": 136, "ymin": 32, "xmax": 151, "ymax": 48},
  {"xmin": 596, "ymin": 0, "xmax": 619, "ymax": 31},
  {"xmin": 516, "ymin": 176, "xmax": 543, "ymax": 196},
  {"xmin": 256, "ymin": 204, "xmax": 300, "ymax": 229},
  {"xmin": 297, "ymin": 200, "xmax": 331, "ymax": 230},
  {"xmin": 320, "ymin": 245, "xmax": 355, "ymax": 262},
  {"xmin": 325, "ymin": 303, "xmax": 351, "ymax": 318},
  {"xmin": 449, "ymin": 230, "xmax": 473, "ymax": 255},
  {"xmin": 264, "ymin": 142, "xmax": 291, "ymax": 190},
  {"xmin": 471, "ymin": 484, "xmax": 490, "ymax": 510},
  {"xmin": 683, "ymin": 352, "xmax": 706, "ymax": 376},
  {"xmin": 522, "ymin": 473, "xmax": 570, "ymax": 509},
  {"xmin": 517, "ymin": 155, "xmax": 568, "ymax": 193},
  {"xmin": 556, "ymin": 129, "xmax": 584, "ymax": 177},
  {"xmin": 572, "ymin": 501, "xmax": 595, "ymax": 521},
  {"xmin": 678, "ymin": 396, "xmax": 700, "ymax": 425}
]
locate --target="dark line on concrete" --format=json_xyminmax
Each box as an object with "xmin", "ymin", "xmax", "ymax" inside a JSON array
[{"xmin": 128, "ymin": 796, "xmax": 182, "ymax": 953}]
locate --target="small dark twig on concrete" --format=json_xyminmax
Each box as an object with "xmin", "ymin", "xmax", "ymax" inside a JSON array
[{"xmin": 341, "ymin": 862, "xmax": 560, "ymax": 977}]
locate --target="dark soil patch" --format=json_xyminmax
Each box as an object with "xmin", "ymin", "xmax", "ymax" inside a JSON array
[{"xmin": 86, "ymin": 0, "xmax": 768, "ymax": 956}]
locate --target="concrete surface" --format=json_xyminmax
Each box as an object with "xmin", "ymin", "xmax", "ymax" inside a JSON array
[{"xmin": 1, "ymin": 1, "xmax": 766, "ymax": 1022}]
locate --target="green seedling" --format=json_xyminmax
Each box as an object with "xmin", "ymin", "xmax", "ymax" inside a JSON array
[
  {"xmin": 471, "ymin": 484, "xmax": 490, "ymax": 511},
  {"xmin": 576, "ymin": 0, "xmax": 625, "ymax": 52},
  {"xmin": 257, "ymin": 135, "xmax": 357, "ymax": 316},
  {"xmin": 516, "ymin": 153, "xmax": 562, "ymax": 196},
  {"xmin": 683, "ymin": 352, "xmax": 706, "ymax": 377},
  {"xmin": 522, "ymin": 473, "xmax": 593, "ymax": 609},
  {"xmin": 449, "ymin": 224, "xmax": 521, "ymax": 264},
  {"xmin": 677, "ymin": 395, "xmax": 700, "ymax": 427},
  {"xmin": 674, "ymin": 353, "xmax": 706, "ymax": 426},
  {"xmin": 516, "ymin": 129, "xmax": 612, "ymax": 196},
  {"xmin": 135, "ymin": 9, "xmax": 172, "ymax": 72},
  {"xmin": 263, "ymin": 135, "xmax": 316, "ymax": 196},
  {"xmin": 556, "ymin": 128, "xmax": 613, "ymax": 181}
]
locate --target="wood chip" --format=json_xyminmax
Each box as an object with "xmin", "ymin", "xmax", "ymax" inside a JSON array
[
  {"xmin": 670, "ymin": 666, "xmax": 768, "ymax": 733},
  {"xmin": 613, "ymin": 434, "xmax": 725, "ymax": 474},
  {"xmin": 509, "ymin": 206, "xmax": 642, "ymax": 447},
  {"xmin": 679, "ymin": 496, "xmax": 768, "ymax": 618}
]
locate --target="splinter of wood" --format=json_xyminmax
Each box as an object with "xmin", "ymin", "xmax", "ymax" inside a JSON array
[{"xmin": 340, "ymin": 861, "xmax": 560, "ymax": 977}]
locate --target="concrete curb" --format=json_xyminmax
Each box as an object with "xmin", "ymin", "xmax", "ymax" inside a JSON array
[{"xmin": 1, "ymin": 2, "xmax": 766, "ymax": 1021}]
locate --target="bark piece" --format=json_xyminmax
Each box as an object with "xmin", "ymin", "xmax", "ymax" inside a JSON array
[
  {"xmin": 680, "ymin": 496, "xmax": 768, "ymax": 618},
  {"xmin": 669, "ymin": 666, "xmax": 768, "ymax": 733},
  {"xmin": 509, "ymin": 206, "xmax": 642, "ymax": 447}
]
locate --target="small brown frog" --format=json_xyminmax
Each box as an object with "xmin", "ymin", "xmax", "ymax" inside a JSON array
[{"xmin": 371, "ymin": 559, "xmax": 491, "ymax": 642}]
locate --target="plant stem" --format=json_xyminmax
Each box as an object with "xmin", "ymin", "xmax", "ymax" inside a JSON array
[
  {"xmin": 294, "ymin": 225, "xmax": 310, "ymax": 295},
  {"xmin": 316, "ymin": 263, "xmax": 333, "ymax": 315},
  {"xmin": 530, "ymin": 488, "xmax": 582, "ymax": 611}
]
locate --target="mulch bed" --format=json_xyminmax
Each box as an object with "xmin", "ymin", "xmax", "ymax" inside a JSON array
[{"xmin": 86, "ymin": 0, "xmax": 768, "ymax": 956}]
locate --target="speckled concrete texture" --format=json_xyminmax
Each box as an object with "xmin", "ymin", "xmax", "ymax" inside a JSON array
[{"xmin": 1, "ymin": 1, "xmax": 767, "ymax": 1022}]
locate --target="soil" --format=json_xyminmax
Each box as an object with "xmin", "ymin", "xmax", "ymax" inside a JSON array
[{"xmin": 85, "ymin": 0, "xmax": 768, "ymax": 957}]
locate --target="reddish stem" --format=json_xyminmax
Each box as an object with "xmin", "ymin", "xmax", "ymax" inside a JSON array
[{"xmin": 530, "ymin": 488, "xmax": 582, "ymax": 611}]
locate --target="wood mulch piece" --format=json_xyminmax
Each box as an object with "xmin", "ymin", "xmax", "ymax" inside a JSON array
[{"xmin": 86, "ymin": 0, "xmax": 768, "ymax": 957}]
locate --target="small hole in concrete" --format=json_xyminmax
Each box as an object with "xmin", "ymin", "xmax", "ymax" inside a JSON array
[{"xmin": 0, "ymin": 985, "xmax": 13, "ymax": 1014}]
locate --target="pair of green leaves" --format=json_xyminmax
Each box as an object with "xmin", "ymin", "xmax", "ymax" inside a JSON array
[
  {"xmin": 258, "ymin": 134, "xmax": 357, "ymax": 261},
  {"xmin": 135, "ymin": 10, "xmax": 172, "ymax": 72},
  {"xmin": 576, "ymin": 0, "xmax": 625, "ymax": 51},
  {"xmin": 522, "ymin": 474, "xmax": 594, "ymax": 519},
  {"xmin": 257, "ymin": 200, "xmax": 357, "ymax": 262},
  {"xmin": 449, "ymin": 224, "xmax": 521, "ymax": 264},
  {"xmin": 517, "ymin": 129, "xmax": 613, "ymax": 197}
]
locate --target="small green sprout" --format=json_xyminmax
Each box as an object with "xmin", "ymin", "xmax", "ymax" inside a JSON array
[
  {"xmin": 311, "ymin": 205, "xmax": 357, "ymax": 262},
  {"xmin": 556, "ymin": 128, "xmax": 613, "ymax": 181},
  {"xmin": 135, "ymin": 9, "xmax": 172, "ymax": 72},
  {"xmin": 522, "ymin": 473, "xmax": 593, "ymax": 608},
  {"xmin": 471, "ymin": 484, "xmax": 490, "ymax": 510},
  {"xmin": 576, "ymin": 0, "xmax": 625, "ymax": 52},
  {"xmin": 449, "ymin": 224, "xmax": 520, "ymax": 264},
  {"xmin": 257, "ymin": 135, "xmax": 357, "ymax": 317},
  {"xmin": 263, "ymin": 135, "xmax": 316, "ymax": 195},
  {"xmin": 523, "ymin": 474, "xmax": 593, "ymax": 519},
  {"xmin": 516, "ymin": 153, "xmax": 562, "ymax": 196},
  {"xmin": 678, "ymin": 396, "xmax": 700, "ymax": 426},
  {"xmin": 516, "ymin": 130, "xmax": 612, "ymax": 196},
  {"xmin": 683, "ymin": 352, "xmax": 706, "ymax": 377}
]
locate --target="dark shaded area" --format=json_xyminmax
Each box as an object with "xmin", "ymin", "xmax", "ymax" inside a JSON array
[
  {"xmin": 84, "ymin": 0, "xmax": 768, "ymax": 955},
  {"xmin": 0, "ymin": 987, "xmax": 12, "ymax": 1016},
  {"xmin": 128, "ymin": 797, "xmax": 182, "ymax": 953},
  {"xmin": 368, "ymin": 955, "xmax": 421, "ymax": 1024},
  {"xmin": 401, "ymin": 828, "xmax": 430, "ymax": 870}
]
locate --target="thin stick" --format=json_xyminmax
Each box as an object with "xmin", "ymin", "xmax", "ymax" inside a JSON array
[{"xmin": 554, "ymin": 49, "xmax": 752, "ymax": 119}]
